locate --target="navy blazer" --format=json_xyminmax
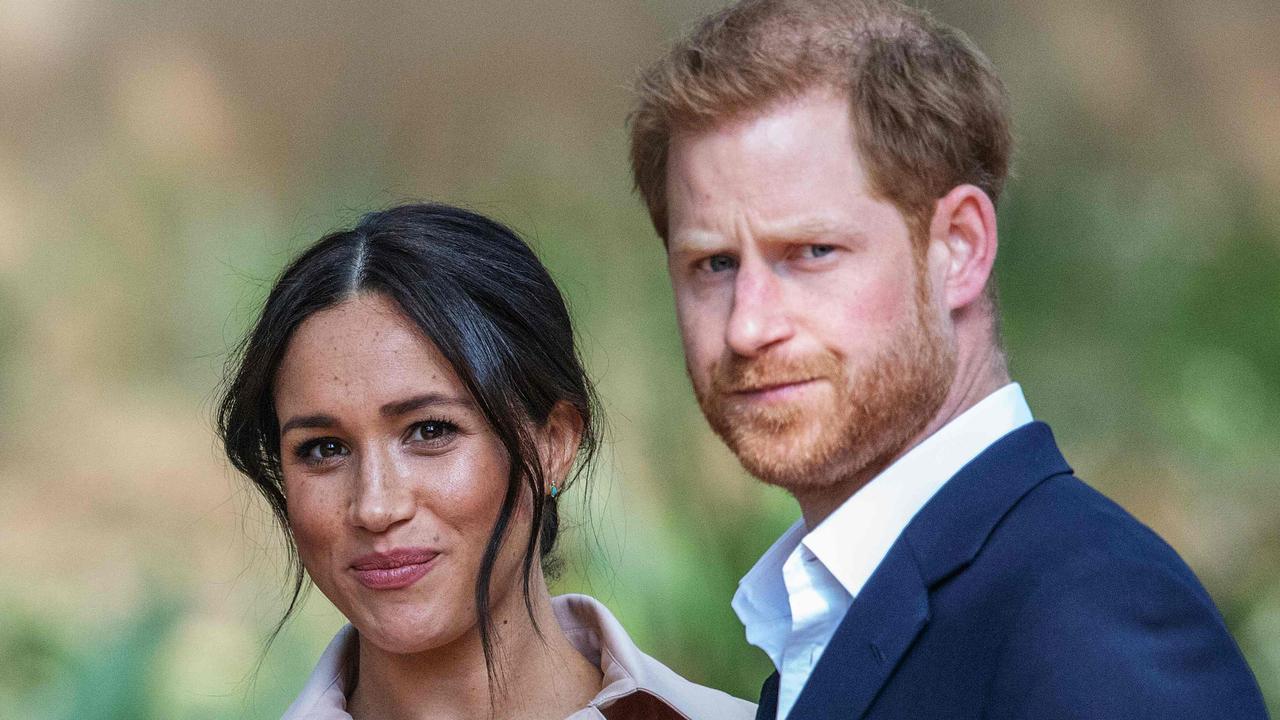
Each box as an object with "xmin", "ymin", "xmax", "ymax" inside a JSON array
[{"xmin": 757, "ymin": 422, "xmax": 1268, "ymax": 720}]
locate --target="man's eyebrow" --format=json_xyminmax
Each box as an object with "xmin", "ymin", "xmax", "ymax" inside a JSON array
[
  {"xmin": 279, "ymin": 414, "xmax": 337, "ymax": 436},
  {"xmin": 669, "ymin": 220, "xmax": 852, "ymax": 252},
  {"xmin": 765, "ymin": 218, "xmax": 849, "ymax": 240},
  {"xmin": 379, "ymin": 393, "xmax": 474, "ymax": 418},
  {"xmin": 668, "ymin": 228, "xmax": 724, "ymax": 253}
]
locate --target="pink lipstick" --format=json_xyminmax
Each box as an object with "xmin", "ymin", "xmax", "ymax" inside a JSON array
[{"xmin": 351, "ymin": 548, "xmax": 439, "ymax": 590}]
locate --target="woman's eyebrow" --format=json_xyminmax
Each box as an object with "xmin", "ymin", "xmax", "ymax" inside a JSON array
[
  {"xmin": 279, "ymin": 414, "xmax": 337, "ymax": 436},
  {"xmin": 379, "ymin": 393, "xmax": 473, "ymax": 418},
  {"xmin": 278, "ymin": 394, "xmax": 474, "ymax": 435}
]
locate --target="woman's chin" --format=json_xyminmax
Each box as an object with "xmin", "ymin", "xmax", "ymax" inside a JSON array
[{"xmin": 352, "ymin": 610, "xmax": 471, "ymax": 656}]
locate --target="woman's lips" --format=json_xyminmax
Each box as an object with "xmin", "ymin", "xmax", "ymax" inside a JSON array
[{"xmin": 351, "ymin": 548, "xmax": 440, "ymax": 590}]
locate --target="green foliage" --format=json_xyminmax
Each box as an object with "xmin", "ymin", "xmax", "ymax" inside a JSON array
[{"xmin": 0, "ymin": 0, "xmax": 1275, "ymax": 716}]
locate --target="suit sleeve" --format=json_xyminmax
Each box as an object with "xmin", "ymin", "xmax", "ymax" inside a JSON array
[{"xmin": 984, "ymin": 553, "xmax": 1269, "ymax": 720}]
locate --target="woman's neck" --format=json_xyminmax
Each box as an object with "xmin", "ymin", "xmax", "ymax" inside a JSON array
[{"xmin": 347, "ymin": 585, "xmax": 602, "ymax": 720}]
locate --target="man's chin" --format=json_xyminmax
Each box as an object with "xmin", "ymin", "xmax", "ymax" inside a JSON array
[
  {"xmin": 721, "ymin": 428, "xmax": 848, "ymax": 491},
  {"xmin": 719, "ymin": 417, "xmax": 921, "ymax": 498}
]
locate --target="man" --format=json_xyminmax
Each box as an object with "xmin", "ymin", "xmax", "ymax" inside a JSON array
[{"xmin": 627, "ymin": 1, "xmax": 1269, "ymax": 718}]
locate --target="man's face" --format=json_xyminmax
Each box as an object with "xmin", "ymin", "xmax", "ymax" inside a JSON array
[{"xmin": 664, "ymin": 89, "xmax": 956, "ymax": 493}]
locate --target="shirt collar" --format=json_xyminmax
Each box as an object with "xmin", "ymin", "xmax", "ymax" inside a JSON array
[
  {"xmin": 731, "ymin": 518, "xmax": 806, "ymax": 662},
  {"xmin": 282, "ymin": 594, "xmax": 754, "ymax": 720},
  {"xmin": 555, "ymin": 593, "xmax": 754, "ymax": 719},
  {"xmin": 733, "ymin": 383, "xmax": 1032, "ymax": 652},
  {"xmin": 805, "ymin": 382, "xmax": 1033, "ymax": 598},
  {"xmin": 280, "ymin": 625, "xmax": 356, "ymax": 720}
]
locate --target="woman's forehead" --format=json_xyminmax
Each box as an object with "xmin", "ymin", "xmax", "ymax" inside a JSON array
[{"xmin": 275, "ymin": 294, "xmax": 466, "ymax": 409}]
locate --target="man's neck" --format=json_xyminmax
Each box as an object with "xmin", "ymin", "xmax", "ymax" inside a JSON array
[{"xmin": 795, "ymin": 345, "xmax": 1011, "ymax": 529}]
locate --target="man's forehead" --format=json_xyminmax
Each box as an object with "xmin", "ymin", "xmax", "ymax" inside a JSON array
[{"xmin": 669, "ymin": 100, "xmax": 866, "ymax": 187}]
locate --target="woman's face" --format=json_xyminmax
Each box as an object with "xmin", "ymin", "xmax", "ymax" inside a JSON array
[{"xmin": 273, "ymin": 293, "xmax": 529, "ymax": 655}]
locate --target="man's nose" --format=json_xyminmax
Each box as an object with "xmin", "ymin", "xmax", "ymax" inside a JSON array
[
  {"xmin": 348, "ymin": 448, "xmax": 415, "ymax": 533},
  {"xmin": 725, "ymin": 260, "xmax": 793, "ymax": 357}
]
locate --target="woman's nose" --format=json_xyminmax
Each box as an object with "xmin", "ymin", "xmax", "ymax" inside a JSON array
[{"xmin": 347, "ymin": 448, "xmax": 415, "ymax": 533}]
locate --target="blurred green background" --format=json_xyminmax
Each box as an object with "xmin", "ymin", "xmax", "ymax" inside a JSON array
[{"xmin": 1, "ymin": 0, "xmax": 1277, "ymax": 717}]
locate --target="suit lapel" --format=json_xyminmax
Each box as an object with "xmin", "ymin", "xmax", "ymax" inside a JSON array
[
  {"xmin": 904, "ymin": 422, "xmax": 1072, "ymax": 587},
  {"xmin": 786, "ymin": 545, "xmax": 930, "ymax": 720},
  {"xmin": 782, "ymin": 422, "xmax": 1073, "ymax": 720},
  {"xmin": 756, "ymin": 672, "xmax": 779, "ymax": 720}
]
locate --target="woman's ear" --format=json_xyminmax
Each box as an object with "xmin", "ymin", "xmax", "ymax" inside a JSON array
[
  {"xmin": 538, "ymin": 401, "xmax": 584, "ymax": 494},
  {"xmin": 928, "ymin": 184, "xmax": 998, "ymax": 312}
]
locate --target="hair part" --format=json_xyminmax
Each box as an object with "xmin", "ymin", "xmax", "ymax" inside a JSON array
[
  {"xmin": 628, "ymin": 0, "xmax": 1013, "ymax": 248},
  {"xmin": 217, "ymin": 203, "xmax": 600, "ymax": 692}
]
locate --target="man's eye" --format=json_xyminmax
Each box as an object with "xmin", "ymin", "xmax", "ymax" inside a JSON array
[
  {"xmin": 702, "ymin": 254, "xmax": 737, "ymax": 272},
  {"xmin": 409, "ymin": 420, "xmax": 457, "ymax": 443},
  {"xmin": 806, "ymin": 244, "xmax": 835, "ymax": 258}
]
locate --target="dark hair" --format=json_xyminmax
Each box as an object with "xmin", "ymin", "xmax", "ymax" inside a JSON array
[{"xmin": 217, "ymin": 202, "xmax": 600, "ymax": 685}]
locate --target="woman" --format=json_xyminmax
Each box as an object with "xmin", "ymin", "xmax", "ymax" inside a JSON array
[{"xmin": 218, "ymin": 203, "xmax": 755, "ymax": 720}]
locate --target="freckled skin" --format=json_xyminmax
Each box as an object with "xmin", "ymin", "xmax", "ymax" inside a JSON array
[{"xmin": 273, "ymin": 293, "xmax": 530, "ymax": 657}]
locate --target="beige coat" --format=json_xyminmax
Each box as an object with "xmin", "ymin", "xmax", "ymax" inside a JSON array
[{"xmin": 281, "ymin": 593, "xmax": 757, "ymax": 720}]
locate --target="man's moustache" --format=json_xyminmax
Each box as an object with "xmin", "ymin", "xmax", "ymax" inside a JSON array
[{"xmin": 710, "ymin": 353, "xmax": 841, "ymax": 394}]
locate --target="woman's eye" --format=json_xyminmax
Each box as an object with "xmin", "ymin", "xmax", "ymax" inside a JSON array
[
  {"xmin": 298, "ymin": 438, "xmax": 348, "ymax": 463},
  {"xmin": 701, "ymin": 254, "xmax": 737, "ymax": 273},
  {"xmin": 408, "ymin": 420, "xmax": 457, "ymax": 444}
]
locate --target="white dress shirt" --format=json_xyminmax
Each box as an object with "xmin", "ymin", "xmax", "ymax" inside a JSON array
[{"xmin": 732, "ymin": 383, "xmax": 1034, "ymax": 720}]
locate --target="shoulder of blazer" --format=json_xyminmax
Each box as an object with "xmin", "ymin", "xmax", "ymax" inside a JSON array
[
  {"xmin": 783, "ymin": 422, "xmax": 1073, "ymax": 720},
  {"xmin": 902, "ymin": 421, "xmax": 1074, "ymax": 588}
]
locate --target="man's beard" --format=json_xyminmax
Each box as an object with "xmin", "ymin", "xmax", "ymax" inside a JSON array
[{"xmin": 691, "ymin": 279, "xmax": 956, "ymax": 493}]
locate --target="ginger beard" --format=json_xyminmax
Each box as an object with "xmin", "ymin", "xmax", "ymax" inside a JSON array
[{"xmin": 691, "ymin": 257, "xmax": 957, "ymax": 492}]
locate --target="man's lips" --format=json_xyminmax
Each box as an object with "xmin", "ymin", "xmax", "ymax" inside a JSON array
[
  {"xmin": 728, "ymin": 378, "xmax": 819, "ymax": 397},
  {"xmin": 350, "ymin": 548, "xmax": 440, "ymax": 590}
]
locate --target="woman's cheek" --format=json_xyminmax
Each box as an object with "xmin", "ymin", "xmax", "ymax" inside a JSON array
[
  {"xmin": 426, "ymin": 447, "xmax": 509, "ymax": 524},
  {"xmin": 285, "ymin": 478, "xmax": 344, "ymax": 564}
]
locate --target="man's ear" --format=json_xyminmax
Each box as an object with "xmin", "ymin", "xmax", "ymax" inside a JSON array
[
  {"xmin": 928, "ymin": 184, "xmax": 998, "ymax": 312},
  {"xmin": 538, "ymin": 401, "xmax": 584, "ymax": 494}
]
